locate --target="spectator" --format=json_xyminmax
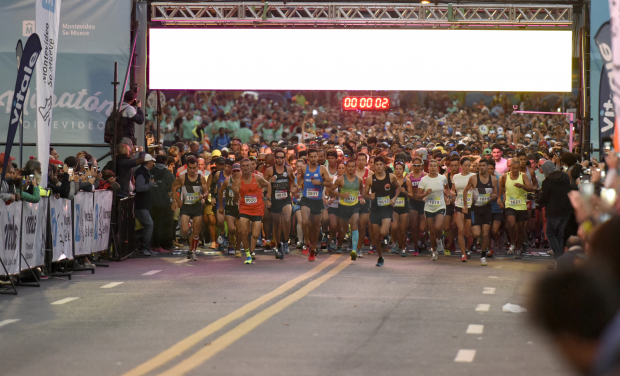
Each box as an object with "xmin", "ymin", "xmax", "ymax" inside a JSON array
[
  {"xmin": 150, "ymin": 154, "xmax": 175, "ymax": 252},
  {"xmin": 98, "ymin": 169, "xmax": 120, "ymax": 191},
  {"xmin": 0, "ymin": 153, "xmax": 17, "ymax": 203},
  {"xmin": 537, "ymin": 160, "xmax": 572, "ymax": 262},
  {"xmin": 105, "ymin": 143, "xmax": 145, "ymax": 196},
  {"xmin": 212, "ymin": 127, "xmax": 231, "ymax": 151},
  {"xmin": 236, "ymin": 121, "xmax": 253, "ymax": 144},
  {"xmin": 556, "ymin": 236, "xmax": 586, "ymax": 271},
  {"xmin": 134, "ymin": 154, "xmax": 156, "ymax": 256},
  {"xmin": 19, "ymin": 159, "xmax": 41, "ymax": 203},
  {"xmin": 120, "ymin": 90, "xmax": 145, "ymax": 144}
]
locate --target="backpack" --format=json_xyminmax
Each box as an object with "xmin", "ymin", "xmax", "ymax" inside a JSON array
[{"xmin": 104, "ymin": 109, "xmax": 122, "ymax": 143}]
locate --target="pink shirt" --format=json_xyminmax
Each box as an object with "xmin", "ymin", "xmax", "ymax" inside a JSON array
[{"xmin": 495, "ymin": 157, "xmax": 508, "ymax": 174}]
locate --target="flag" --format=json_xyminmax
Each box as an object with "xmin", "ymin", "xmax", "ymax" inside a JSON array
[
  {"xmin": 2, "ymin": 34, "xmax": 42, "ymax": 182},
  {"xmin": 609, "ymin": 0, "xmax": 620, "ymax": 150},
  {"xmin": 36, "ymin": 0, "xmax": 62, "ymax": 188}
]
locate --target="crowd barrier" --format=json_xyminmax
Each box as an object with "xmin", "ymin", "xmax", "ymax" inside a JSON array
[{"xmin": 0, "ymin": 190, "xmax": 114, "ymax": 294}]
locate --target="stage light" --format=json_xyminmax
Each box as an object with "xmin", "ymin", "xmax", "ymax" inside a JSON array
[{"xmin": 421, "ymin": 1, "xmax": 430, "ymax": 3}]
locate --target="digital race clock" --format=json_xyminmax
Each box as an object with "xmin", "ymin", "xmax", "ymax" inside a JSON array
[{"xmin": 342, "ymin": 96, "xmax": 390, "ymax": 111}]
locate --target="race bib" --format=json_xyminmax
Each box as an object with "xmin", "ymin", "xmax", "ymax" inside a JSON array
[
  {"xmin": 394, "ymin": 197, "xmax": 405, "ymax": 207},
  {"xmin": 306, "ymin": 188, "xmax": 320, "ymax": 199},
  {"xmin": 477, "ymin": 195, "xmax": 490, "ymax": 203},
  {"xmin": 275, "ymin": 190, "xmax": 288, "ymax": 200},
  {"xmin": 185, "ymin": 192, "xmax": 200, "ymax": 205},
  {"xmin": 428, "ymin": 200, "xmax": 441, "ymax": 206},
  {"xmin": 343, "ymin": 195, "xmax": 357, "ymax": 204},
  {"xmin": 509, "ymin": 198, "xmax": 522, "ymax": 206},
  {"xmin": 244, "ymin": 195, "xmax": 258, "ymax": 205},
  {"xmin": 377, "ymin": 196, "xmax": 390, "ymax": 207},
  {"xmin": 411, "ymin": 181, "xmax": 419, "ymax": 187}
]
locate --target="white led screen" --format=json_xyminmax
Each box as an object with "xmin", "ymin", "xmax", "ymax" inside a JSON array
[{"xmin": 149, "ymin": 29, "xmax": 572, "ymax": 92}]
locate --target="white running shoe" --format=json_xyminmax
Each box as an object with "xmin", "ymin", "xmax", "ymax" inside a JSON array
[
  {"xmin": 507, "ymin": 245, "xmax": 515, "ymax": 255},
  {"xmin": 436, "ymin": 238, "xmax": 444, "ymax": 253},
  {"xmin": 431, "ymin": 252, "xmax": 438, "ymax": 261},
  {"xmin": 481, "ymin": 257, "xmax": 487, "ymax": 266}
]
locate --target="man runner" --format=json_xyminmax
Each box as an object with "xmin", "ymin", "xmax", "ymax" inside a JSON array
[
  {"xmin": 264, "ymin": 148, "xmax": 295, "ymax": 259},
  {"xmin": 231, "ymin": 159, "xmax": 272, "ymax": 264},
  {"xmin": 218, "ymin": 163, "xmax": 242, "ymax": 257},
  {"xmin": 355, "ymin": 153, "xmax": 372, "ymax": 258},
  {"xmin": 171, "ymin": 157, "xmax": 209, "ymax": 261}
]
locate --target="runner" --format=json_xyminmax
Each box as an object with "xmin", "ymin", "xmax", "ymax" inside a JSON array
[
  {"xmin": 463, "ymin": 158, "xmax": 498, "ymax": 266},
  {"xmin": 487, "ymin": 159, "xmax": 503, "ymax": 257},
  {"xmin": 204, "ymin": 157, "xmax": 227, "ymax": 249},
  {"xmin": 393, "ymin": 161, "xmax": 413, "ymax": 257},
  {"xmin": 417, "ymin": 159, "xmax": 449, "ymax": 261},
  {"xmin": 364, "ymin": 156, "xmax": 401, "ymax": 267},
  {"xmin": 299, "ymin": 148, "xmax": 333, "ymax": 261},
  {"xmin": 329, "ymin": 158, "xmax": 365, "ymax": 260},
  {"xmin": 231, "ymin": 159, "xmax": 272, "ymax": 264},
  {"xmin": 498, "ymin": 158, "xmax": 534, "ymax": 259},
  {"xmin": 218, "ymin": 163, "xmax": 242, "ymax": 257},
  {"xmin": 408, "ymin": 156, "xmax": 426, "ymax": 256},
  {"xmin": 326, "ymin": 163, "xmax": 346, "ymax": 253},
  {"xmin": 452, "ymin": 157, "xmax": 474, "ymax": 262},
  {"xmin": 354, "ymin": 153, "xmax": 372, "ymax": 258},
  {"xmin": 443, "ymin": 155, "xmax": 460, "ymax": 256},
  {"xmin": 321, "ymin": 150, "xmax": 339, "ymax": 247},
  {"xmin": 263, "ymin": 148, "xmax": 295, "ymax": 259},
  {"xmin": 171, "ymin": 157, "xmax": 210, "ymax": 261}
]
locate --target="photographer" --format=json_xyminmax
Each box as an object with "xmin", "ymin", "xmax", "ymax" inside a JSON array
[{"xmin": 120, "ymin": 89, "xmax": 145, "ymax": 144}]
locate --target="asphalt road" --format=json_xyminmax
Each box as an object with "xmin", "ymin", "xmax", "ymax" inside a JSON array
[{"xmin": 0, "ymin": 246, "xmax": 573, "ymax": 376}]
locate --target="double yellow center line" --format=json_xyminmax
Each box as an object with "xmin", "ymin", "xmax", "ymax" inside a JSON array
[{"xmin": 122, "ymin": 254, "xmax": 351, "ymax": 376}]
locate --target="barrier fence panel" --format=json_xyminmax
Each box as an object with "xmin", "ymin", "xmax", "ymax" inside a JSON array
[
  {"xmin": 21, "ymin": 199, "xmax": 48, "ymax": 270},
  {"xmin": 93, "ymin": 190, "xmax": 113, "ymax": 253},
  {"xmin": 50, "ymin": 196, "xmax": 74, "ymax": 262},
  {"xmin": 0, "ymin": 201, "xmax": 22, "ymax": 275},
  {"xmin": 73, "ymin": 192, "xmax": 95, "ymax": 256}
]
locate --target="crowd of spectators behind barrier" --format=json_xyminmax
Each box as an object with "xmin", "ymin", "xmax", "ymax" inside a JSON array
[{"xmin": 4, "ymin": 90, "xmax": 620, "ymax": 374}]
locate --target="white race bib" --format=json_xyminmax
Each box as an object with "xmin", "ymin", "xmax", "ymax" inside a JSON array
[
  {"xmin": 275, "ymin": 190, "xmax": 288, "ymax": 200},
  {"xmin": 244, "ymin": 195, "xmax": 258, "ymax": 205},
  {"xmin": 306, "ymin": 188, "xmax": 319, "ymax": 198},
  {"xmin": 185, "ymin": 192, "xmax": 200, "ymax": 205},
  {"xmin": 394, "ymin": 197, "xmax": 405, "ymax": 207},
  {"xmin": 509, "ymin": 198, "xmax": 522, "ymax": 206},
  {"xmin": 377, "ymin": 196, "xmax": 390, "ymax": 207}
]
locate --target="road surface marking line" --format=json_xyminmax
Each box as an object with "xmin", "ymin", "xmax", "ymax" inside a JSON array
[
  {"xmin": 121, "ymin": 255, "xmax": 341, "ymax": 376},
  {"xmin": 101, "ymin": 282, "xmax": 124, "ymax": 289},
  {"xmin": 175, "ymin": 259, "xmax": 190, "ymax": 264},
  {"xmin": 142, "ymin": 270, "xmax": 162, "ymax": 276},
  {"xmin": 0, "ymin": 319, "xmax": 20, "ymax": 328},
  {"xmin": 466, "ymin": 324, "xmax": 484, "ymax": 334},
  {"xmin": 483, "ymin": 287, "xmax": 496, "ymax": 294},
  {"xmin": 475, "ymin": 304, "xmax": 490, "ymax": 312},
  {"xmin": 488, "ymin": 276, "xmax": 499, "ymax": 279},
  {"xmin": 454, "ymin": 349, "xmax": 476, "ymax": 363},
  {"xmin": 51, "ymin": 297, "xmax": 80, "ymax": 305},
  {"xmin": 156, "ymin": 257, "xmax": 352, "ymax": 376}
]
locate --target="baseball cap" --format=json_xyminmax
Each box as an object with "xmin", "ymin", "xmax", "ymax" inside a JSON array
[
  {"xmin": 49, "ymin": 157, "xmax": 63, "ymax": 165},
  {"xmin": 525, "ymin": 133, "xmax": 532, "ymax": 138},
  {"xmin": 482, "ymin": 149, "xmax": 492, "ymax": 156},
  {"xmin": 212, "ymin": 150, "xmax": 222, "ymax": 157},
  {"xmin": 144, "ymin": 154, "xmax": 156, "ymax": 162},
  {"xmin": 0, "ymin": 153, "xmax": 15, "ymax": 165},
  {"xmin": 232, "ymin": 163, "xmax": 241, "ymax": 171},
  {"xmin": 416, "ymin": 148, "xmax": 428, "ymax": 161},
  {"xmin": 213, "ymin": 157, "xmax": 226, "ymax": 164}
]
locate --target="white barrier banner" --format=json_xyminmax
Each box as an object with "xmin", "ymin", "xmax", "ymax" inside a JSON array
[
  {"xmin": 74, "ymin": 192, "xmax": 95, "ymax": 256},
  {"xmin": 50, "ymin": 196, "xmax": 72, "ymax": 261},
  {"xmin": 93, "ymin": 190, "xmax": 112, "ymax": 252},
  {"xmin": 21, "ymin": 198, "xmax": 48, "ymax": 269},
  {"xmin": 0, "ymin": 202, "xmax": 22, "ymax": 275}
]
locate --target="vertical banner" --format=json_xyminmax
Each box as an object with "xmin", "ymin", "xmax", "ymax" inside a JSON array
[
  {"xmin": 609, "ymin": 0, "xmax": 620, "ymax": 149},
  {"xmin": 21, "ymin": 198, "xmax": 48, "ymax": 269},
  {"xmin": 595, "ymin": 22, "xmax": 617, "ymax": 156},
  {"xmin": 50, "ymin": 196, "xmax": 72, "ymax": 261},
  {"xmin": 93, "ymin": 190, "xmax": 112, "ymax": 252},
  {"xmin": 36, "ymin": 0, "xmax": 62, "ymax": 188},
  {"xmin": 73, "ymin": 192, "xmax": 94, "ymax": 255},
  {"xmin": 0, "ymin": 203, "xmax": 22, "ymax": 275},
  {"xmin": 2, "ymin": 34, "xmax": 42, "ymax": 182}
]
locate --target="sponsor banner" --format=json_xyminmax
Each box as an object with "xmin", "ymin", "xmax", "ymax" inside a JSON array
[
  {"xmin": 36, "ymin": 0, "xmax": 62, "ymax": 188},
  {"xmin": 609, "ymin": 0, "xmax": 620, "ymax": 149},
  {"xmin": 0, "ymin": 202, "xmax": 22, "ymax": 275},
  {"xmin": 0, "ymin": 0, "xmax": 131, "ymax": 157},
  {"xmin": 21, "ymin": 199, "xmax": 48, "ymax": 269},
  {"xmin": 93, "ymin": 190, "xmax": 112, "ymax": 252},
  {"xmin": 591, "ymin": 2, "xmax": 612, "ymax": 151},
  {"xmin": 594, "ymin": 22, "xmax": 616, "ymax": 155},
  {"xmin": 50, "ymin": 195, "xmax": 72, "ymax": 261},
  {"xmin": 73, "ymin": 191, "xmax": 94, "ymax": 256},
  {"xmin": 2, "ymin": 33, "xmax": 42, "ymax": 182}
]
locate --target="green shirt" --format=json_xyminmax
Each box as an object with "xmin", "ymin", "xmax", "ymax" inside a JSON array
[
  {"xmin": 235, "ymin": 127, "xmax": 253, "ymax": 144},
  {"xmin": 182, "ymin": 120, "xmax": 195, "ymax": 140}
]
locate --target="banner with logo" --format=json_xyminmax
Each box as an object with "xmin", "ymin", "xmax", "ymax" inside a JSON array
[
  {"xmin": 50, "ymin": 195, "xmax": 72, "ymax": 261},
  {"xmin": 73, "ymin": 191, "xmax": 94, "ymax": 256},
  {"xmin": 21, "ymin": 198, "xmax": 48, "ymax": 268},
  {"xmin": 591, "ymin": 2, "xmax": 612, "ymax": 151},
  {"xmin": 609, "ymin": 0, "xmax": 620, "ymax": 150},
  {"xmin": 595, "ymin": 22, "xmax": 616, "ymax": 156},
  {"xmin": 93, "ymin": 190, "xmax": 112, "ymax": 252},
  {"xmin": 36, "ymin": 0, "xmax": 62, "ymax": 188},
  {"xmin": 0, "ymin": 0, "xmax": 131, "ymax": 159},
  {"xmin": 2, "ymin": 33, "xmax": 41, "ymax": 182},
  {"xmin": 0, "ymin": 202, "xmax": 22, "ymax": 275}
]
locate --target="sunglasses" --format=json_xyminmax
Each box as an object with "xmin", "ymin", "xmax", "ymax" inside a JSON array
[
  {"xmin": 258, "ymin": 159, "xmax": 265, "ymax": 162},
  {"xmin": 275, "ymin": 156, "xmax": 285, "ymax": 160},
  {"xmin": 413, "ymin": 164, "xmax": 423, "ymax": 167}
]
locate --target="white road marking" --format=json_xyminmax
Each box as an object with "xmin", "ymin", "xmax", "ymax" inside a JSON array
[
  {"xmin": 142, "ymin": 270, "xmax": 162, "ymax": 275},
  {"xmin": 454, "ymin": 349, "xmax": 476, "ymax": 363},
  {"xmin": 483, "ymin": 287, "xmax": 496, "ymax": 294},
  {"xmin": 0, "ymin": 319, "xmax": 20, "ymax": 328},
  {"xmin": 101, "ymin": 282, "xmax": 124, "ymax": 289},
  {"xmin": 51, "ymin": 297, "xmax": 80, "ymax": 305},
  {"xmin": 488, "ymin": 276, "xmax": 500, "ymax": 279},
  {"xmin": 175, "ymin": 259, "xmax": 189, "ymax": 264},
  {"xmin": 466, "ymin": 324, "xmax": 484, "ymax": 334},
  {"xmin": 475, "ymin": 304, "xmax": 490, "ymax": 312}
]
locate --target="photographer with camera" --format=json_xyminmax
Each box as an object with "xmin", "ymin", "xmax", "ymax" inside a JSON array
[{"xmin": 120, "ymin": 89, "xmax": 145, "ymax": 144}]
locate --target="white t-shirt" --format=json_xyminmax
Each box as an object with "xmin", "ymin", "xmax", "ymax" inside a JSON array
[
  {"xmin": 419, "ymin": 175, "xmax": 447, "ymax": 213},
  {"xmin": 452, "ymin": 173, "xmax": 474, "ymax": 208}
]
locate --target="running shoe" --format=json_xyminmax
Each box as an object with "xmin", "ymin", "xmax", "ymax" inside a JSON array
[
  {"xmin": 358, "ymin": 249, "xmax": 363, "ymax": 258},
  {"xmin": 235, "ymin": 250, "xmax": 241, "ymax": 258},
  {"xmin": 329, "ymin": 239, "xmax": 337, "ymax": 252},
  {"xmin": 228, "ymin": 247, "xmax": 235, "ymax": 255},
  {"xmin": 430, "ymin": 252, "xmax": 437, "ymax": 261},
  {"xmin": 444, "ymin": 249, "xmax": 451, "ymax": 256},
  {"xmin": 244, "ymin": 256, "xmax": 252, "ymax": 264},
  {"xmin": 284, "ymin": 243, "xmax": 290, "ymax": 254},
  {"xmin": 275, "ymin": 245, "xmax": 281, "ymax": 259},
  {"xmin": 350, "ymin": 250, "xmax": 357, "ymax": 261},
  {"xmin": 251, "ymin": 252, "xmax": 256, "ymax": 260},
  {"xmin": 481, "ymin": 257, "xmax": 488, "ymax": 266},
  {"xmin": 188, "ymin": 250, "xmax": 198, "ymax": 261},
  {"xmin": 296, "ymin": 241, "xmax": 303, "ymax": 249},
  {"xmin": 309, "ymin": 249, "xmax": 316, "ymax": 262},
  {"xmin": 436, "ymin": 238, "xmax": 444, "ymax": 254},
  {"xmin": 507, "ymin": 245, "xmax": 515, "ymax": 255},
  {"xmin": 376, "ymin": 257, "xmax": 384, "ymax": 267},
  {"xmin": 185, "ymin": 250, "xmax": 191, "ymax": 260},
  {"xmin": 515, "ymin": 249, "xmax": 523, "ymax": 259},
  {"xmin": 364, "ymin": 238, "xmax": 370, "ymax": 246},
  {"xmin": 419, "ymin": 243, "xmax": 427, "ymax": 252},
  {"xmin": 412, "ymin": 248, "xmax": 419, "ymax": 256},
  {"xmin": 383, "ymin": 236, "xmax": 389, "ymax": 248},
  {"xmin": 208, "ymin": 241, "xmax": 218, "ymax": 249},
  {"xmin": 487, "ymin": 249, "xmax": 494, "ymax": 258},
  {"xmin": 401, "ymin": 249, "xmax": 407, "ymax": 257},
  {"xmin": 302, "ymin": 245, "xmax": 309, "ymax": 255},
  {"xmin": 466, "ymin": 250, "xmax": 472, "ymax": 260},
  {"xmin": 541, "ymin": 239, "xmax": 550, "ymax": 248},
  {"xmin": 391, "ymin": 243, "xmax": 398, "ymax": 254},
  {"xmin": 336, "ymin": 246, "xmax": 342, "ymax": 254},
  {"xmin": 534, "ymin": 238, "xmax": 541, "ymax": 249},
  {"xmin": 461, "ymin": 254, "xmax": 467, "ymax": 262},
  {"xmin": 368, "ymin": 246, "xmax": 376, "ymax": 255}
]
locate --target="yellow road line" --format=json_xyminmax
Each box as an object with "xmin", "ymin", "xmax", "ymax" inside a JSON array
[
  {"xmin": 121, "ymin": 255, "xmax": 341, "ymax": 376},
  {"xmin": 157, "ymin": 258, "xmax": 352, "ymax": 376}
]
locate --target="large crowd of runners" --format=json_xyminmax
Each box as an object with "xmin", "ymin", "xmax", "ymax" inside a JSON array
[{"xmin": 147, "ymin": 91, "xmax": 576, "ymax": 267}]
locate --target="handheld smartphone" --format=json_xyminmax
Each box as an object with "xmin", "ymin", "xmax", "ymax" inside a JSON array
[
  {"xmin": 68, "ymin": 167, "xmax": 74, "ymax": 175},
  {"xmin": 29, "ymin": 174, "xmax": 34, "ymax": 180},
  {"xmin": 134, "ymin": 146, "xmax": 139, "ymax": 152}
]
